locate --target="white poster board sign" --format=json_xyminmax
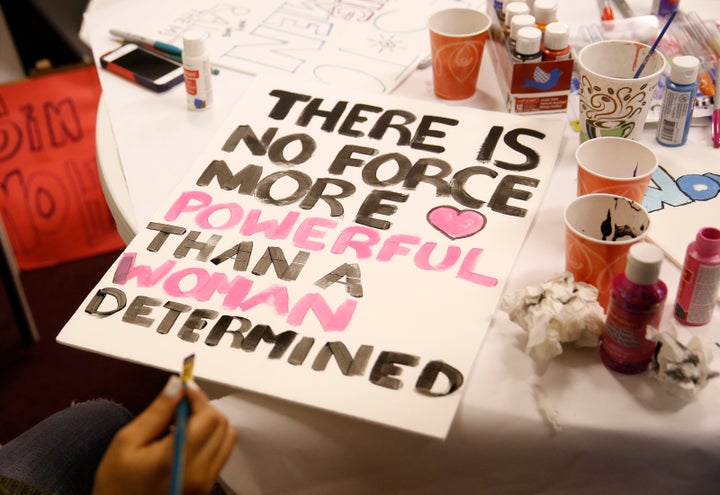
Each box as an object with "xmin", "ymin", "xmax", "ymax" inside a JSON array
[
  {"xmin": 107, "ymin": 0, "xmax": 482, "ymax": 94},
  {"xmin": 58, "ymin": 77, "xmax": 564, "ymax": 438}
]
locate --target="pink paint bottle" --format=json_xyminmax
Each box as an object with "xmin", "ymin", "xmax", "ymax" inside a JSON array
[
  {"xmin": 601, "ymin": 243, "xmax": 667, "ymax": 374},
  {"xmin": 674, "ymin": 227, "xmax": 720, "ymax": 326}
]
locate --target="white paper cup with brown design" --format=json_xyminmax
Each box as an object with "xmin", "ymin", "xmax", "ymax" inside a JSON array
[{"xmin": 577, "ymin": 40, "xmax": 666, "ymax": 142}]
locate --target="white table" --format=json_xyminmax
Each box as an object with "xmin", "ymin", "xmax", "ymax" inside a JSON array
[{"xmin": 91, "ymin": 1, "xmax": 720, "ymax": 493}]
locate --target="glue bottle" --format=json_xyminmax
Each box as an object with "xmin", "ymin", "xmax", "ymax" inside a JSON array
[
  {"xmin": 512, "ymin": 26, "xmax": 542, "ymax": 63},
  {"xmin": 601, "ymin": 243, "xmax": 667, "ymax": 374},
  {"xmin": 656, "ymin": 55, "xmax": 699, "ymax": 147},
  {"xmin": 674, "ymin": 227, "xmax": 720, "ymax": 326},
  {"xmin": 182, "ymin": 30, "xmax": 213, "ymax": 110}
]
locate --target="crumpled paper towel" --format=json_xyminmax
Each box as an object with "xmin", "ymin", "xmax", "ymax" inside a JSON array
[
  {"xmin": 648, "ymin": 326, "xmax": 719, "ymax": 400},
  {"xmin": 500, "ymin": 272, "xmax": 605, "ymax": 360}
]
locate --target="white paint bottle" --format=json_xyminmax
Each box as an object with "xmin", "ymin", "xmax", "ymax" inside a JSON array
[{"xmin": 182, "ymin": 31, "xmax": 212, "ymax": 110}]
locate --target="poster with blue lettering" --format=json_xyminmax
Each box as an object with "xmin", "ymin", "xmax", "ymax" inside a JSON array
[
  {"xmin": 58, "ymin": 76, "xmax": 565, "ymax": 438},
  {"xmin": 644, "ymin": 143, "xmax": 720, "ymax": 273}
]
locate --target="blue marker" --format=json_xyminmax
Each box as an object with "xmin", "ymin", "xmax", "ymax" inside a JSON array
[{"xmin": 110, "ymin": 29, "xmax": 182, "ymax": 57}]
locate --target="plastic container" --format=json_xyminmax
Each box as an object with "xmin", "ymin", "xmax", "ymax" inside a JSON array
[
  {"xmin": 541, "ymin": 22, "xmax": 570, "ymax": 61},
  {"xmin": 601, "ymin": 243, "xmax": 667, "ymax": 374},
  {"xmin": 182, "ymin": 31, "xmax": 213, "ymax": 110},
  {"xmin": 657, "ymin": 55, "xmax": 699, "ymax": 146},
  {"xmin": 674, "ymin": 227, "xmax": 720, "ymax": 326},
  {"xmin": 512, "ymin": 26, "xmax": 542, "ymax": 63}
]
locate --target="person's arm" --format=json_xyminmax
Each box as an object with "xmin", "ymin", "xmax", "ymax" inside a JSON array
[{"xmin": 92, "ymin": 376, "xmax": 237, "ymax": 495}]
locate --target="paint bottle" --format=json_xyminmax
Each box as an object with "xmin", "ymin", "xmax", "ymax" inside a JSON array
[
  {"xmin": 656, "ymin": 55, "xmax": 699, "ymax": 147},
  {"xmin": 601, "ymin": 243, "xmax": 667, "ymax": 374},
  {"xmin": 508, "ymin": 14, "xmax": 536, "ymax": 51},
  {"xmin": 182, "ymin": 30, "xmax": 213, "ymax": 111},
  {"xmin": 503, "ymin": 2, "xmax": 531, "ymax": 37},
  {"xmin": 533, "ymin": 0, "xmax": 558, "ymax": 31},
  {"xmin": 512, "ymin": 26, "xmax": 542, "ymax": 63},
  {"xmin": 652, "ymin": 0, "xmax": 680, "ymax": 17},
  {"xmin": 674, "ymin": 227, "xmax": 720, "ymax": 326},
  {"xmin": 541, "ymin": 22, "xmax": 570, "ymax": 61}
]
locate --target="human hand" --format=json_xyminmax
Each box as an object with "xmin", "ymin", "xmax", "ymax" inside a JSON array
[{"xmin": 93, "ymin": 376, "xmax": 237, "ymax": 495}]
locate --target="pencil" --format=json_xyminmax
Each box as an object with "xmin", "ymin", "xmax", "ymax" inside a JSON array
[{"xmin": 169, "ymin": 354, "xmax": 195, "ymax": 495}]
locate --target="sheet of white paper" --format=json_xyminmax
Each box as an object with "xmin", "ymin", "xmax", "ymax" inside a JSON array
[{"xmin": 58, "ymin": 76, "xmax": 565, "ymax": 438}]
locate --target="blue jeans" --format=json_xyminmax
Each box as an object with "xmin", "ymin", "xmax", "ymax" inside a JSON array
[{"xmin": 0, "ymin": 400, "xmax": 132, "ymax": 495}]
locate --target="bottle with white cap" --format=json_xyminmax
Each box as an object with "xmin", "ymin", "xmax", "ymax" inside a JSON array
[
  {"xmin": 601, "ymin": 243, "xmax": 668, "ymax": 374},
  {"xmin": 541, "ymin": 22, "xmax": 570, "ymax": 61},
  {"xmin": 511, "ymin": 26, "xmax": 542, "ymax": 63},
  {"xmin": 657, "ymin": 55, "xmax": 700, "ymax": 147},
  {"xmin": 182, "ymin": 30, "xmax": 213, "ymax": 110},
  {"xmin": 508, "ymin": 14, "xmax": 536, "ymax": 50},
  {"xmin": 503, "ymin": 2, "xmax": 531, "ymax": 36},
  {"xmin": 533, "ymin": 0, "xmax": 558, "ymax": 31}
]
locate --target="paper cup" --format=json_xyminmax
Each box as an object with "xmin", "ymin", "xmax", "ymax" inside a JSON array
[
  {"xmin": 577, "ymin": 40, "xmax": 666, "ymax": 142},
  {"xmin": 428, "ymin": 8, "xmax": 491, "ymax": 100},
  {"xmin": 564, "ymin": 194, "xmax": 650, "ymax": 310},
  {"xmin": 576, "ymin": 137, "xmax": 658, "ymax": 202}
]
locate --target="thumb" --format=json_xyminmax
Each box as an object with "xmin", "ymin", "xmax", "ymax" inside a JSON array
[{"xmin": 122, "ymin": 375, "xmax": 184, "ymax": 445}]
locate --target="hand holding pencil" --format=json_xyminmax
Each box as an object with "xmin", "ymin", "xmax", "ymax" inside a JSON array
[{"xmin": 92, "ymin": 373, "xmax": 237, "ymax": 495}]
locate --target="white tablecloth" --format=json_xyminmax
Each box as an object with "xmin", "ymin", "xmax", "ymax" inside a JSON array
[{"xmin": 88, "ymin": 1, "xmax": 720, "ymax": 493}]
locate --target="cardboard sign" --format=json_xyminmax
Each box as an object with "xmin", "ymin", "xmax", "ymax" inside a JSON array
[
  {"xmin": 0, "ymin": 66, "xmax": 125, "ymax": 269},
  {"xmin": 58, "ymin": 77, "xmax": 564, "ymax": 438}
]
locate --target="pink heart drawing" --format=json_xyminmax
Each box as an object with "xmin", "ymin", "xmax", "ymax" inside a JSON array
[{"xmin": 427, "ymin": 206, "xmax": 486, "ymax": 239}]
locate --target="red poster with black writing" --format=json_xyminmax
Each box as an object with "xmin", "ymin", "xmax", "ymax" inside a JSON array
[{"xmin": 0, "ymin": 66, "xmax": 124, "ymax": 270}]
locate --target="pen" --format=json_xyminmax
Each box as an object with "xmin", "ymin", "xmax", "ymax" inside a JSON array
[
  {"xmin": 713, "ymin": 60, "xmax": 719, "ymax": 148},
  {"xmin": 599, "ymin": 0, "xmax": 614, "ymax": 21},
  {"xmin": 110, "ymin": 29, "xmax": 182, "ymax": 57},
  {"xmin": 169, "ymin": 354, "xmax": 195, "ymax": 495}
]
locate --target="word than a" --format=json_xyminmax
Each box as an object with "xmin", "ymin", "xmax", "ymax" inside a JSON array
[{"xmin": 86, "ymin": 286, "xmax": 464, "ymax": 397}]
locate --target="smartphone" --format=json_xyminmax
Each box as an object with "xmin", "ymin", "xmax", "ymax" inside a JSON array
[{"xmin": 100, "ymin": 42, "xmax": 184, "ymax": 92}]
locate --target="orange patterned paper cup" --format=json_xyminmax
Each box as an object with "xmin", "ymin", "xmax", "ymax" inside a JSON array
[
  {"xmin": 576, "ymin": 137, "xmax": 658, "ymax": 203},
  {"xmin": 428, "ymin": 8, "xmax": 490, "ymax": 100},
  {"xmin": 564, "ymin": 194, "xmax": 650, "ymax": 310}
]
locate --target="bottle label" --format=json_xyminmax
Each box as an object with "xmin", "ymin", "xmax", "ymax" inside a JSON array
[
  {"xmin": 657, "ymin": 89, "xmax": 692, "ymax": 144},
  {"xmin": 602, "ymin": 303, "xmax": 660, "ymax": 365},
  {"xmin": 674, "ymin": 258, "xmax": 720, "ymax": 324}
]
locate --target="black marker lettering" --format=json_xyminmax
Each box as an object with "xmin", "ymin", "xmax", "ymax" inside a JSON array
[
  {"xmin": 312, "ymin": 341, "xmax": 373, "ymax": 375},
  {"xmin": 355, "ymin": 189, "xmax": 408, "ymax": 230},
  {"xmin": 205, "ymin": 315, "xmax": 252, "ymax": 347},
  {"xmin": 145, "ymin": 222, "xmax": 187, "ymax": 252},
  {"xmin": 174, "ymin": 231, "xmax": 222, "ymax": 261},
  {"xmin": 84, "ymin": 287, "xmax": 127, "ymax": 316},
  {"xmin": 178, "ymin": 309, "xmax": 219, "ymax": 343},
  {"xmin": 415, "ymin": 360, "xmax": 464, "ymax": 396},
  {"xmin": 488, "ymin": 175, "xmax": 539, "ymax": 217},
  {"xmin": 369, "ymin": 351, "xmax": 420, "ymax": 390}
]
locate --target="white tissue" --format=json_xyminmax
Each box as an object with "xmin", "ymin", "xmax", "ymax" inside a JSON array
[
  {"xmin": 648, "ymin": 326, "xmax": 719, "ymax": 401},
  {"xmin": 501, "ymin": 272, "xmax": 605, "ymax": 360}
]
